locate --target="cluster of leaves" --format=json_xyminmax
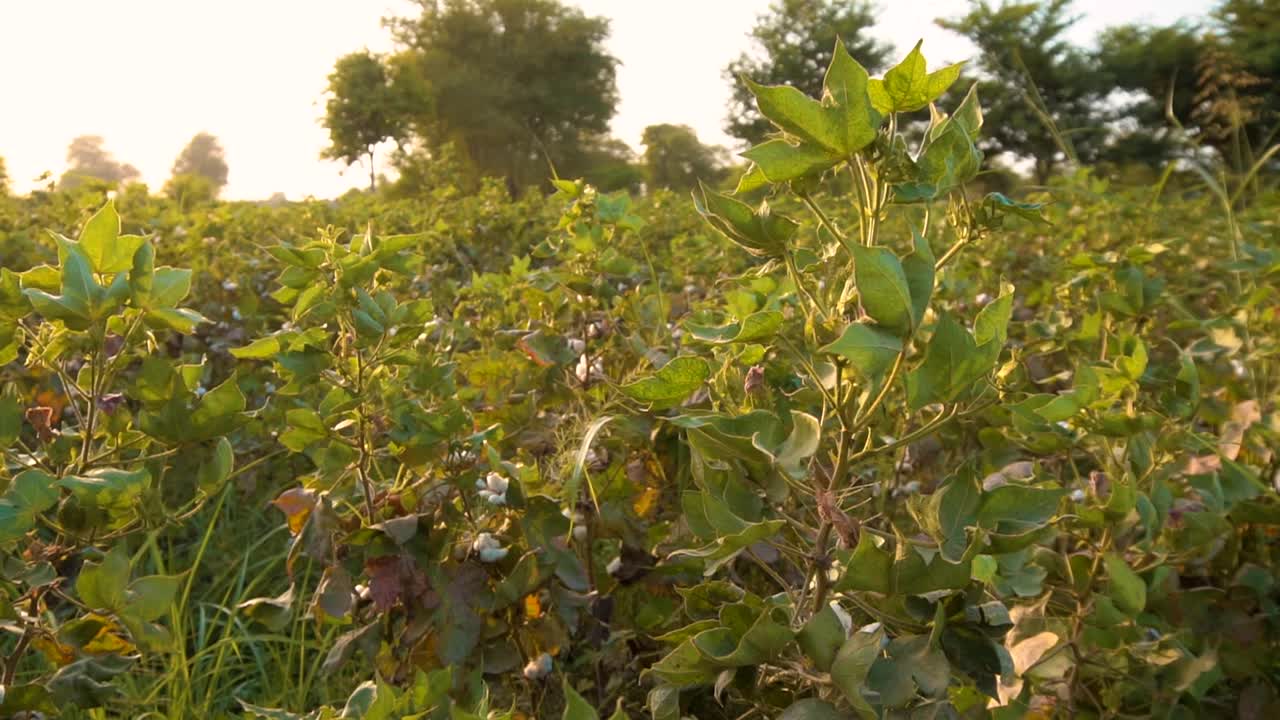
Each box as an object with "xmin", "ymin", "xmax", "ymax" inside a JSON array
[{"xmin": 0, "ymin": 202, "xmax": 244, "ymax": 715}]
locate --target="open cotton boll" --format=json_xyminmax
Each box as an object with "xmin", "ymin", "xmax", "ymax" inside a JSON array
[
  {"xmin": 523, "ymin": 652, "xmax": 553, "ymax": 680},
  {"xmin": 472, "ymin": 532, "xmax": 509, "ymax": 562}
]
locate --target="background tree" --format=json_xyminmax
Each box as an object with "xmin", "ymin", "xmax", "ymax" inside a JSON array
[
  {"xmin": 938, "ymin": 0, "xmax": 1106, "ymax": 183},
  {"xmin": 58, "ymin": 135, "xmax": 140, "ymax": 190},
  {"xmin": 724, "ymin": 0, "xmax": 892, "ymax": 145},
  {"xmin": 168, "ymin": 132, "xmax": 229, "ymax": 196},
  {"xmin": 322, "ymin": 50, "xmax": 410, "ymax": 191},
  {"xmin": 1095, "ymin": 22, "xmax": 1206, "ymax": 167},
  {"xmin": 0, "ymin": 155, "xmax": 8, "ymax": 195},
  {"xmin": 565, "ymin": 135, "xmax": 644, "ymax": 193},
  {"xmin": 386, "ymin": 0, "xmax": 619, "ymax": 194},
  {"xmin": 640, "ymin": 124, "xmax": 726, "ymax": 191},
  {"xmin": 1204, "ymin": 0, "xmax": 1279, "ymax": 164}
]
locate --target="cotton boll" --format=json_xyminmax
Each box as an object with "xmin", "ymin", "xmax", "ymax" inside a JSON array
[{"xmin": 523, "ymin": 652, "xmax": 553, "ymax": 680}]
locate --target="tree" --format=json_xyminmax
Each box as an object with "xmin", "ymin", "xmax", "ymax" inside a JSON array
[
  {"xmin": 168, "ymin": 132, "xmax": 229, "ymax": 196},
  {"xmin": 938, "ymin": 1, "xmax": 1106, "ymax": 183},
  {"xmin": 566, "ymin": 135, "xmax": 644, "ymax": 193},
  {"xmin": 386, "ymin": 0, "xmax": 619, "ymax": 193},
  {"xmin": 1095, "ymin": 22, "xmax": 1206, "ymax": 167},
  {"xmin": 1206, "ymin": 0, "xmax": 1279, "ymax": 163},
  {"xmin": 723, "ymin": 0, "xmax": 892, "ymax": 145},
  {"xmin": 322, "ymin": 50, "xmax": 410, "ymax": 191},
  {"xmin": 640, "ymin": 124, "xmax": 726, "ymax": 191},
  {"xmin": 58, "ymin": 135, "xmax": 140, "ymax": 190},
  {"xmin": 0, "ymin": 155, "xmax": 8, "ymax": 195}
]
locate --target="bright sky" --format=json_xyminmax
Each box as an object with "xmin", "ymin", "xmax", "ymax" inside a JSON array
[{"xmin": 0, "ymin": 0, "xmax": 1213, "ymax": 200}]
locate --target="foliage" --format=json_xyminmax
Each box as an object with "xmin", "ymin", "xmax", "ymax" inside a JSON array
[
  {"xmin": 3, "ymin": 16, "xmax": 1280, "ymax": 720},
  {"xmin": 57, "ymin": 136, "xmax": 140, "ymax": 191},
  {"xmin": 724, "ymin": 0, "xmax": 893, "ymax": 146},
  {"xmin": 0, "ymin": 201, "xmax": 241, "ymax": 715},
  {"xmin": 385, "ymin": 0, "xmax": 619, "ymax": 193}
]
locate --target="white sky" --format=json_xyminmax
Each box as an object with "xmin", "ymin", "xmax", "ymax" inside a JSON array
[{"xmin": 0, "ymin": 0, "xmax": 1213, "ymax": 200}]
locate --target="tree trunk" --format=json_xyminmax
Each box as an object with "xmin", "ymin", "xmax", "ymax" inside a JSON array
[{"xmin": 368, "ymin": 149, "xmax": 376, "ymax": 192}]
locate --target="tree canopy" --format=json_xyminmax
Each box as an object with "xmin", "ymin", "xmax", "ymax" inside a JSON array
[
  {"xmin": 385, "ymin": 0, "xmax": 619, "ymax": 193},
  {"xmin": 640, "ymin": 124, "xmax": 726, "ymax": 191},
  {"xmin": 169, "ymin": 132, "xmax": 230, "ymax": 196},
  {"xmin": 58, "ymin": 136, "xmax": 140, "ymax": 190},
  {"xmin": 322, "ymin": 50, "xmax": 410, "ymax": 191},
  {"xmin": 938, "ymin": 0, "xmax": 1106, "ymax": 184}
]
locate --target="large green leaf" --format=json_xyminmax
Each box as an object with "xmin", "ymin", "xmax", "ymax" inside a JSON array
[
  {"xmin": 620, "ymin": 357, "xmax": 710, "ymax": 408},
  {"xmin": 1103, "ymin": 552, "xmax": 1146, "ymax": 615},
  {"xmin": 867, "ymin": 635, "xmax": 950, "ymax": 707},
  {"xmin": 868, "ymin": 41, "xmax": 964, "ymax": 114},
  {"xmin": 686, "ymin": 310, "xmax": 783, "ymax": 345},
  {"xmin": 905, "ymin": 313, "xmax": 983, "ymax": 409},
  {"xmin": 670, "ymin": 520, "xmax": 785, "ymax": 576},
  {"xmin": 691, "ymin": 605, "xmax": 792, "ymax": 667},
  {"xmin": 822, "ymin": 38, "xmax": 883, "ymax": 153},
  {"xmin": 695, "ymin": 184, "xmax": 797, "ymax": 258},
  {"xmin": 926, "ymin": 471, "xmax": 981, "ymax": 562},
  {"xmin": 78, "ymin": 201, "xmax": 147, "ymax": 274},
  {"xmin": 77, "ymin": 545, "xmax": 131, "ymax": 612},
  {"xmin": 853, "ymin": 245, "xmax": 914, "ymax": 335},
  {"xmin": 820, "ymin": 322, "xmax": 902, "ymax": 381},
  {"xmin": 59, "ymin": 468, "xmax": 150, "ymax": 511},
  {"xmin": 831, "ymin": 626, "xmax": 883, "ymax": 718}
]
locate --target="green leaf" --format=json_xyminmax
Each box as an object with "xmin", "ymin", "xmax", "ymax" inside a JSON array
[
  {"xmin": 130, "ymin": 241, "xmax": 155, "ymax": 304},
  {"xmin": 650, "ymin": 639, "xmax": 719, "ymax": 689},
  {"xmin": 231, "ymin": 333, "xmax": 294, "ymax": 360},
  {"xmin": 831, "ymin": 626, "xmax": 883, "ymax": 718},
  {"xmin": 562, "ymin": 677, "xmax": 599, "ymax": 720},
  {"xmin": 977, "ymin": 485, "xmax": 1064, "ymax": 534},
  {"xmin": 59, "ymin": 468, "xmax": 150, "ymax": 510},
  {"xmin": 150, "ymin": 267, "xmax": 192, "ymax": 308},
  {"xmin": 620, "ymin": 357, "xmax": 710, "ymax": 407},
  {"xmin": 868, "ymin": 41, "xmax": 963, "ymax": 114},
  {"xmin": 905, "ymin": 313, "xmax": 981, "ymax": 409},
  {"xmin": 741, "ymin": 139, "xmax": 839, "ymax": 184},
  {"xmin": 127, "ymin": 574, "xmax": 182, "ymax": 622},
  {"xmin": 820, "ymin": 322, "xmax": 902, "ymax": 381},
  {"xmin": 686, "ymin": 310, "xmax": 783, "ymax": 345},
  {"xmin": 77, "ymin": 545, "xmax": 131, "ymax": 612},
  {"xmin": 746, "ymin": 79, "xmax": 844, "ymax": 155},
  {"xmin": 798, "ymin": 604, "xmax": 846, "ymax": 672},
  {"xmin": 867, "ymin": 635, "xmax": 950, "ymax": 707},
  {"xmin": 823, "ymin": 38, "xmax": 883, "ymax": 153},
  {"xmin": 670, "ymin": 520, "xmax": 785, "ymax": 576},
  {"xmin": 7, "ymin": 470, "xmax": 60, "ymax": 515},
  {"xmin": 927, "ymin": 471, "xmax": 981, "ymax": 562},
  {"xmin": 853, "ymin": 245, "xmax": 914, "ymax": 335},
  {"xmin": 902, "ymin": 231, "xmax": 935, "ymax": 329},
  {"xmin": 833, "ymin": 533, "xmax": 892, "ymax": 594},
  {"xmin": 691, "ymin": 605, "xmax": 792, "ymax": 667},
  {"xmin": 147, "ymin": 307, "xmax": 207, "ymax": 333},
  {"xmin": 768, "ymin": 411, "xmax": 821, "ymax": 480},
  {"xmin": 695, "ymin": 184, "xmax": 797, "ymax": 258},
  {"xmin": 0, "ymin": 395, "xmax": 22, "ymax": 448},
  {"xmin": 79, "ymin": 201, "xmax": 147, "ymax": 274},
  {"xmin": 1103, "ymin": 552, "xmax": 1146, "ymax": 615}
]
